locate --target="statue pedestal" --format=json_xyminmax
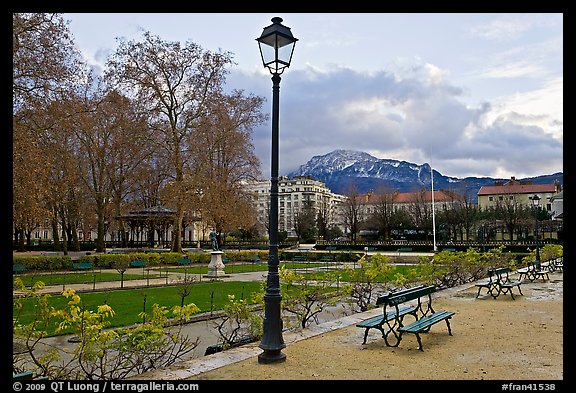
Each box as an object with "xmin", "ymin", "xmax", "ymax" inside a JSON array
[{"xmin": 204, "ymin": 251, "xmax": 229, "ymax": 280}]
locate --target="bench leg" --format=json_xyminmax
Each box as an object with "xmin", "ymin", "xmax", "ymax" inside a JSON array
[
  {"xmin": 414, "ymin": 333, "xmax": 424, "ymax": 351},
  {"xmin": 362, "ymin": 326, "xmax": 385, "ymax": 345},
  {"xmin": 362, "ymin": 329, "xmax": 370, "ymax": 345},
  {"xmin": 445, "ymin": 318, "xmax": 453, "ymax": 336},
  {"xmin": 475, "ymin": 286, "xmax": 483, "ymax": 298}
]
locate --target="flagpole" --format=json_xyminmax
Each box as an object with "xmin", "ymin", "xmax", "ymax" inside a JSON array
[{"xmin": 430, "ymin": 156, "xmax": 437, "ymax": 252}]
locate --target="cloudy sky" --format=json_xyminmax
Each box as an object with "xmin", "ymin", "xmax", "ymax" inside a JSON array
[{"xmin": 63, "ymin": 13, "xmax": 563, "ymax": 180}]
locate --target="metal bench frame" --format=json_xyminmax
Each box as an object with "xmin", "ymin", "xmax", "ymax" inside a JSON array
[
  {"xmin": 130, "ymin": 260, "xmax": 147, "ymax": 268},
  {"xmin": 72, "ymin": 262, "xmax": 94, "ymax": 270},
  {"xmin": 476, "ymin": 267, "xmax": 523, "ymax": 300},
  {"xmin": 382, "ymin": 285, "xmax": 455, "ymax": 351},
  {"xmin": 517, "ymin": 262, "xmax": 549, "ymax": 282},
  {"xmin": 355, "ymin": 284, "xmax": 426, "ymax": 345}
]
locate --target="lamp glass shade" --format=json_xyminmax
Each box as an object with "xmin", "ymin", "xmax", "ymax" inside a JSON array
[{"xmin": 257, "ymin": 17, "xmax": 297, "ymax": 74}]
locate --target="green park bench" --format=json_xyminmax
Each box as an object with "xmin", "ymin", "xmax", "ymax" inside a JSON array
[
  {"xmin": 13, "ymin": 371, "xmax": 47, "ymax": 381},
  {"xmin": 546, "ymin": 256, "xmax": 563, "ymax": 272},
  {"xmin": 475, "ymin": 267, "xmax": 523, "ymax": 300},
  {"xmin": 320, "ymin": 254, "xmax": 334, "ymax": 262},
  {"xmin": 177, "ymin": 258, "xmax": 191, "ymax": 266},
  {"xmin": 13, "ymin": 371, "xmax": 34, "ymax": 380},
  {"xmin": 13, "ymin": 263, "xmax": 26, "ymax": 274},
  {"xmin": 379, "ymin": 285, "xmax": 455, "ymax": 351},
  {"xmin": 326, "ymin": 246, "xmax": 337, "ymax": 252},
  {"xmin": 72, "ymin": 262, "xmax": 94, "ymax": 270},
  {"xmin": 356, "ymin": 284, "xmax": 426, "ymax": 345},
  {"xmin": 397, "ymin": 247, "xmax": 413, "ymax": 252},
  {"xmin": 293, "ymin": 255, "xmax": 307, "ymax": 262},
  {"xmin": 442, "ymin": 248, "xmax": 456, "ymax": 252},
  {"xmin": 253, "ymin": 255, "xmax": 261, "ymax": 263},
  {"xmin": 130, "ymin": 260, "xmax": 147, "ymax": 268},
  {"xmin": 517, "ymin": 261, "xmax": 549, "ymax": 282}
]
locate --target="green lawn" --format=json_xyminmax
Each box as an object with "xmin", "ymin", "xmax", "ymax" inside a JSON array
[
  {"xmin": 14, "ymin": 281, "xmax": 263, "ymax": 336},
  {"xmin": 13, "ymin": 262, "xmax": 419, "ymax": 337},
  {"xmin": 15, "ymin": 271, "xmax": 163, "ymax": 287},
  {"xmin": 13, "ymin": 262, "xmax": 328, "ymax": 285}
]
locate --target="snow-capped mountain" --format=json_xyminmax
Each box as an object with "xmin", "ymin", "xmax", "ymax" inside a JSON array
[{"xmin": 287, "ymin": 149, "xmax": 563, "ymax": 201}]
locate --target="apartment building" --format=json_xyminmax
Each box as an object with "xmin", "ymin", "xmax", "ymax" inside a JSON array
[
  {"xmin": 244, "ymin": 176, "xmax": 347, "ymax": 237},
  {"xmin": 477, "ymin": 177, "xmax": 562, "ymax": 216}
]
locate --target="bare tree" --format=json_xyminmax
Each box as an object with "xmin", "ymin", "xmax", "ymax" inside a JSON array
[
  {"xmin": 368, "ymin": 187, "xmax": 397, "ymax": 240},
  {"xmin": 105, "ymin": 32, "xmax": 233, "ymax": 253},
  {"xmin": 190, "ymin": 90, "xmax": 265, "ymax": 246},
  {"xmin": 13, "ymin": 13, "xmax": 83, "ymax": 250},
  {"xmin": 409, "ymin": 189, "xmax": 434, "ymax": 241},
  {"xmin": 342, "ymin": 183, "xmax": 362, "ymax": 243}
]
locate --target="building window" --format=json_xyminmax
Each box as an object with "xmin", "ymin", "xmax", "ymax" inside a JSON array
[{"xmin": 489, "ymin": 196, "xmax": 493, "ymax": 202}]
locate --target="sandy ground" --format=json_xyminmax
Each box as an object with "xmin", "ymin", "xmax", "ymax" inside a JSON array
[{"xmin": 186, "ymin": 274, "xmax": 564, "ymax": 381}]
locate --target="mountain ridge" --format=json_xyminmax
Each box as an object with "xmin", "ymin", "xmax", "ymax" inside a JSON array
[{"xmin": 287, "ymin": 149, "xmax": 563, "ymax": 202}]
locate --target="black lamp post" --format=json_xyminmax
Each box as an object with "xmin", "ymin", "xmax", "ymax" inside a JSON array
[
  {"xmin": 529, "ymin": 194, "xmax": 541, "ymax": 268},
  {"xmin": 256, "ymin": 16, "xmax": 297, "ymax": 364}
]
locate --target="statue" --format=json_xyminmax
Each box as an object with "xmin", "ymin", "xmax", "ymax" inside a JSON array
[{"xmin": 209, "ymin": 230, "xmax": 218, "ymax": 251}]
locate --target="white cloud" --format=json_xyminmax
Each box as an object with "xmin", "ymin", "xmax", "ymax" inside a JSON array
[
  {"xmin": 239, "ymin": 64, "xmax": 562, "ymax": 179},
  {"xmin": 479, "ymin": 61, "xmax": 545, "ymax": 79},
  {"xmin": 469, "ymin": 17, "xmax": 531, "ymax": 42}
]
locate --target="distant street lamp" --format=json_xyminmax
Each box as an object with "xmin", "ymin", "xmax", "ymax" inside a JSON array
[
  {"xmin": 256, "ymin": 17, "xmax": 297, "ymax": 364},
  {"xmin": 529, "ymin": 194, "xmax": 541, "ymax": 268}
]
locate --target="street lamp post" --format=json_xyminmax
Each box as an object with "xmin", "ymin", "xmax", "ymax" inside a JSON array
[
  {"xmin": 529, "ymin": 194, "xmax": 541, "ymax": 268},
  {"xmin": 256, "ymin": 17, "xmax": 297, "ymax": 364}
]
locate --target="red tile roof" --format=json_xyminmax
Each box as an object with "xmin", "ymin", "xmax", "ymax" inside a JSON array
[
  {"xmin": 358, "ymin": 190, "xmax": 457, "ymax": 204},
  {"xmin": 478, "ymin": 183, "xmax": 556, "ymax": 196}
]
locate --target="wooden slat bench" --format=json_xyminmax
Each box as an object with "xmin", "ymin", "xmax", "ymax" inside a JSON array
[
  {"xmin": 13, "ymin": 371, "xmax": 48, "ymax": 381},
  {"xmin": 476, "ymin": 267, "xmax": 523, "ymax": 300},
  {"xmin": 517, "ymin": 262, "xmax": 549, "ymax": 282},
  {"xmin": 13, "ymin": 263, "xmax": 26, "ymax": 274},
  {"xmin": 356, "ymin": 284, "xmax": 425, "ymax": 345},
  {"xmin": 292, "ymin": 255, "xmax": 307, "ymax": 262},
  {"xmin": 381, "ymin": 285, "xmax": 455, "ymax": 351},
  {"xmin": 130, "ymin": 260, "xmax": 147, "ymax": 268},
  {"xmin": 551, "ymin": 256, "xmax": 563, "ymax": 272},
  {"xmin": 177, "ymin": 258, "xmax": 191, "ymax": 266},
  {"xmin": 543, "ymin": 257, "xmax": 563, "ymax": 273},
  {"xmin": 72, "ymin": 262, "xmax": 94, "ymax": 270},
  {"xmin": 319, "ymin": 254, "xmax": 335, "ymax": 262},
  {"xmin": 13, "ymin": 371, "xmax": 33, "ymax": 380}
]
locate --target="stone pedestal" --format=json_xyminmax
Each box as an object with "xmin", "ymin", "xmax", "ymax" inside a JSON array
[{"xmin": 204, "ymin": 251, "xmax": 229, "ymax": 279}]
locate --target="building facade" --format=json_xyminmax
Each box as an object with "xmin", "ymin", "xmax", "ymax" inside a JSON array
[
  {"xmin": 477, "ymin": 177, "xmax": 562, "ymax": 215},
  {"xmin": 244, "ymin": 176, "xmax": 347, "ymax": 238}
]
